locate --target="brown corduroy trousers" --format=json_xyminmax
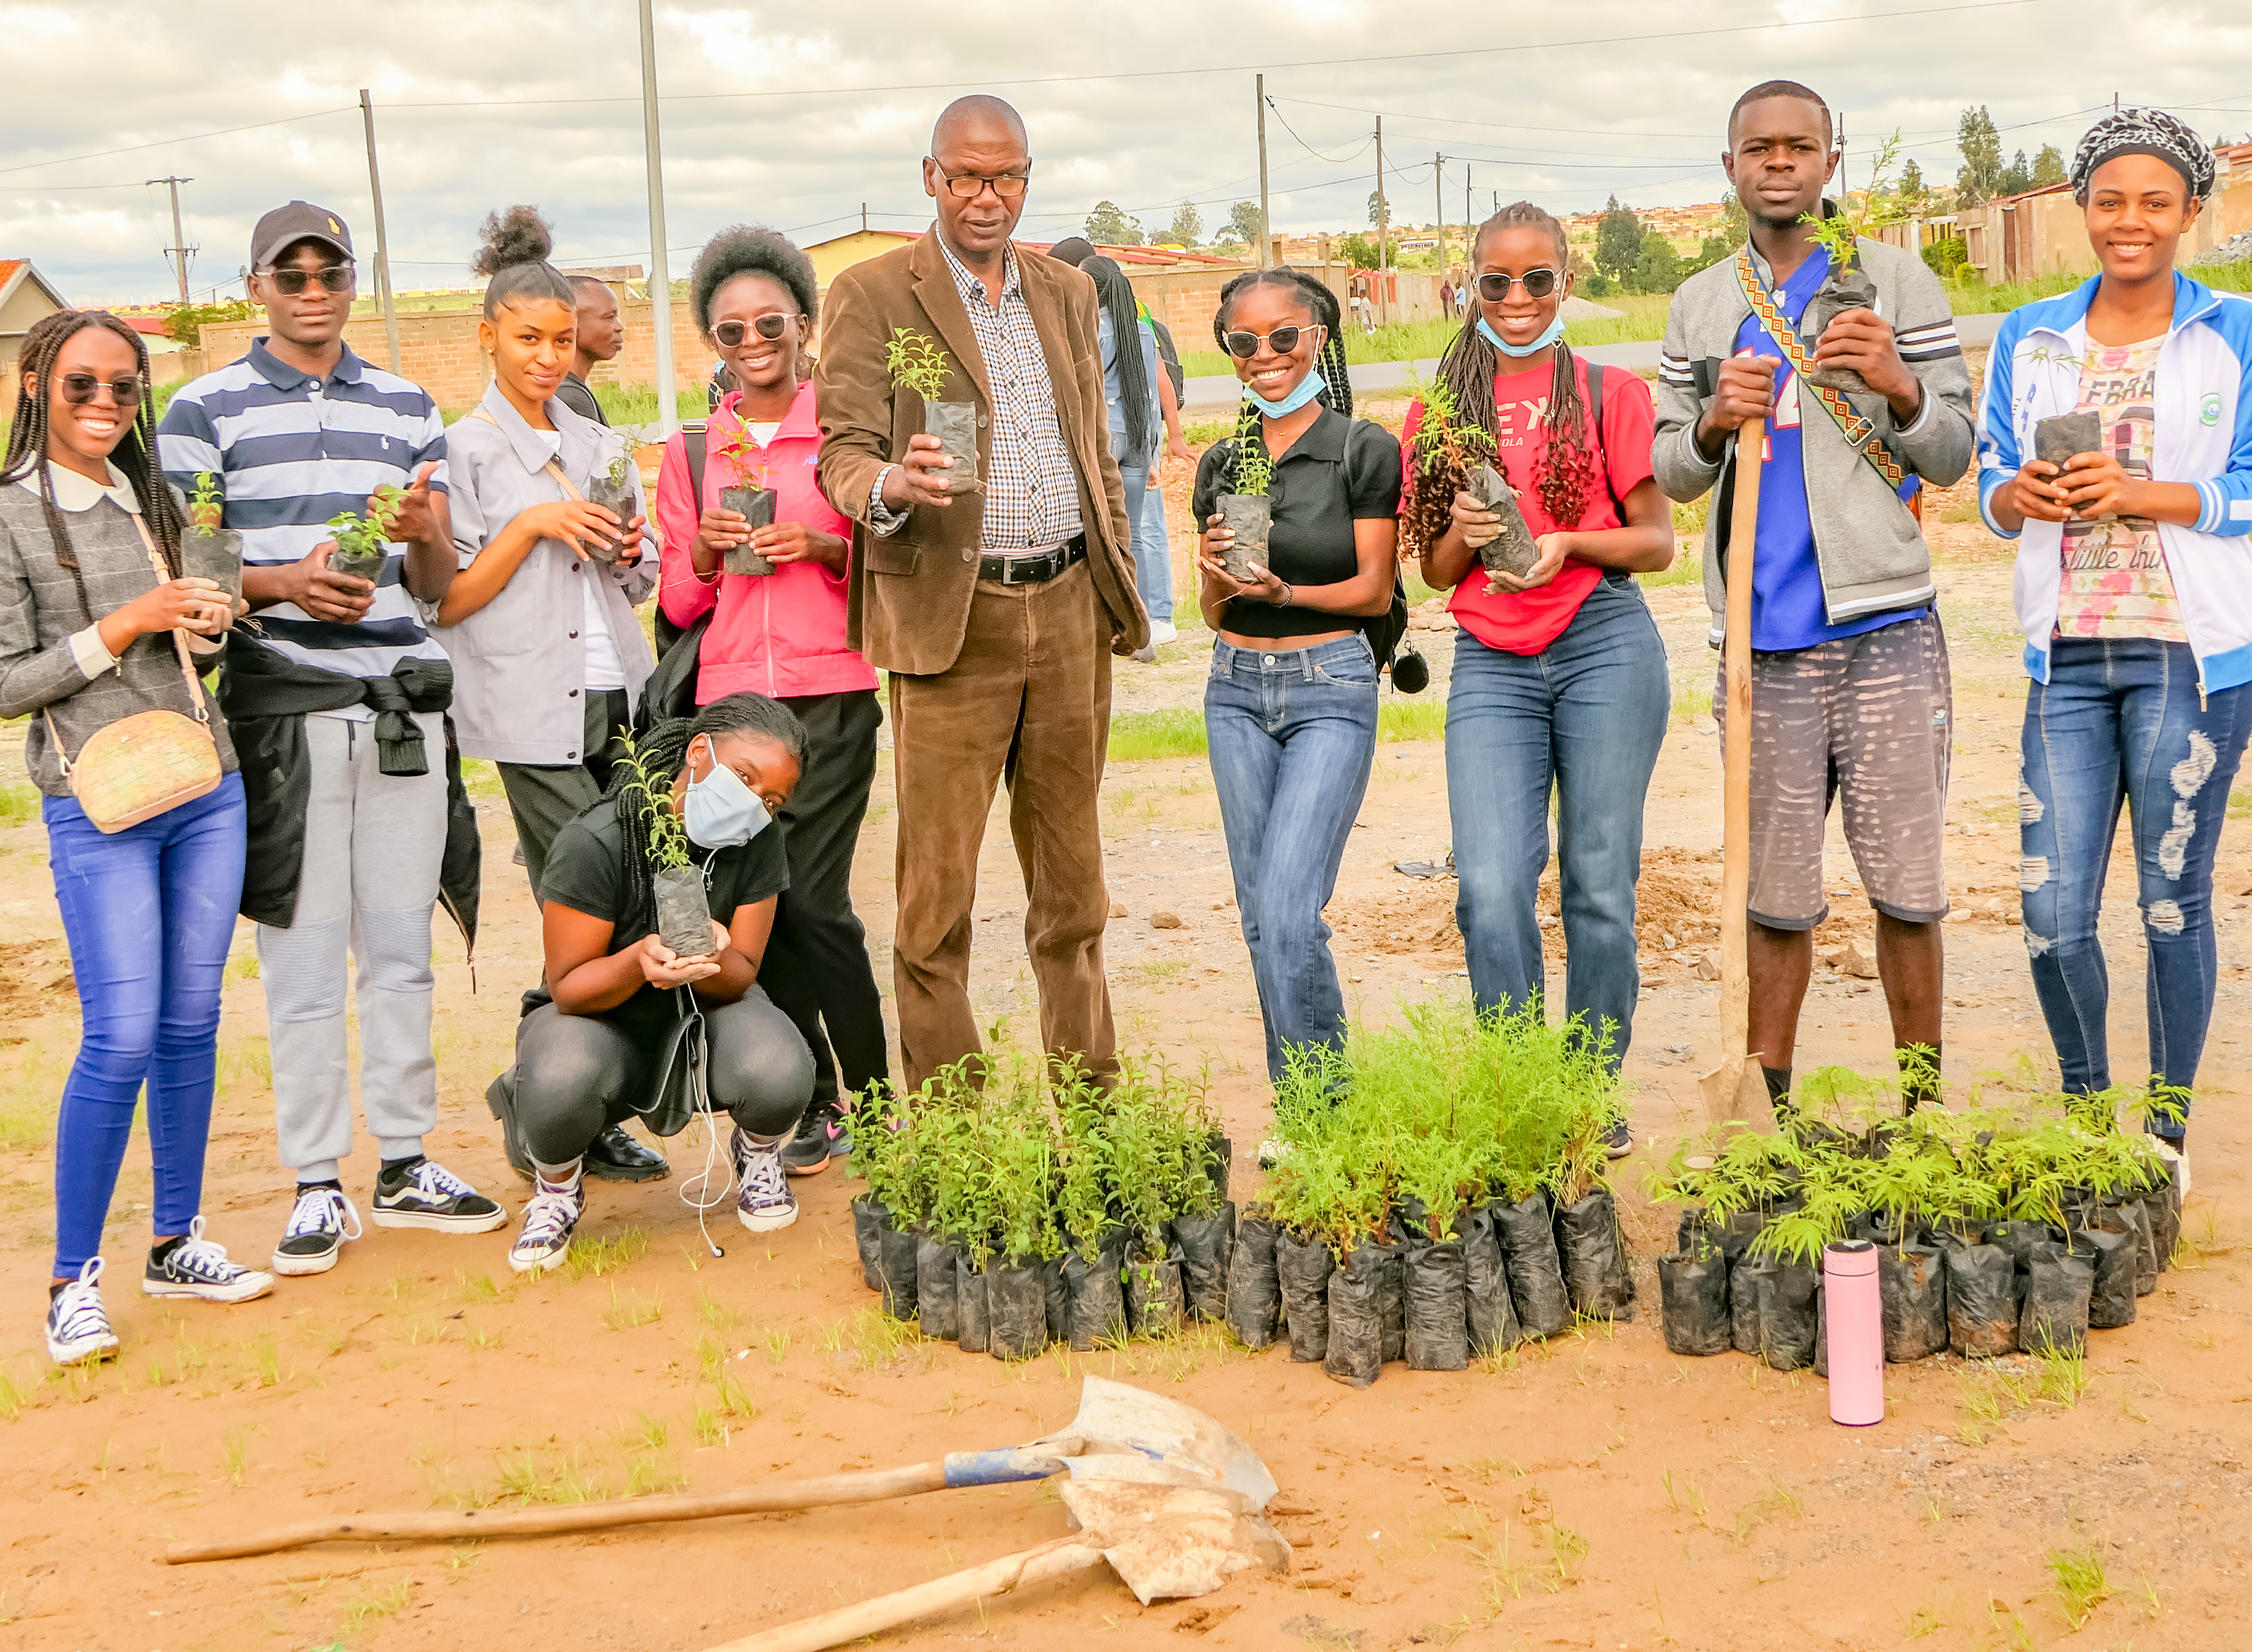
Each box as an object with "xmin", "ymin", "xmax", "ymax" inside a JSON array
[{"xmin": 886, "ymin": 559, "xmax": 1117, "ymax": 1090}]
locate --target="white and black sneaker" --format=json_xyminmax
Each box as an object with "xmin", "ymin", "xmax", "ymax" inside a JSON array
[
  {"xmin": 143, "ymin": 1217, "xmax": 275, "ymax": 1304},
  {"xmin": 46, "ymin": 1258, "xmax": 120, "ymax": 1366},
  {"xmin": 508, "ymin": 1182, "xmax": 584, "ymax": 1275},
  {"xmin": 371, "ymin": 1158, "xmax": 507, "ymax": 1234},
  {"xmin": 731, "ymin": 1127, "xmax": 798, "ymax": 1232},
  {"xmin": 272, "ymin": 1185, "xmax": 363, "ymax": 1276}
]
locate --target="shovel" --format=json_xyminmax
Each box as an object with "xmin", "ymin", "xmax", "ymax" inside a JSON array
[
  {"xmin": 701, "ymin": 1403, "xmax": 1289, "ymax": 1652},
  {"xmin": 1699, "ymin": 411, "xmax": 1778, "ymax": 1133},
  {"xmin": 163, "ymin": 1375, "xmax": 1272, "ymax": 1565}
]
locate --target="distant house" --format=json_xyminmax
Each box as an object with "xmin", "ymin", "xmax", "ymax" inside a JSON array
[{"xmin": 0, "ymin": 258, "xmax": 70, "ymax": 403}]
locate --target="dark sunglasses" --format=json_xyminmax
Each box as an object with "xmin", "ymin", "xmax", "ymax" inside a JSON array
[
  {"xmin": 59, "ymin": 373, "xmax": 142, "ymax": 407},
  {"xmin": 1474, "ymin": 268, "xmax": 1561, "ymax": 302},
  {"xmin": 712, "ymin": 314, "xmax": 799, "ymax": 347},
  {"xmin": 264, "ymin": 265, "xmax": 353, "ymax": 295},
  {"xmin": 1222, "ymin": 324, "xmax": 1319, "ymax": 359}
]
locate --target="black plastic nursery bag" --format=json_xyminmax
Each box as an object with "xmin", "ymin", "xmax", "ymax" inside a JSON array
[
  {"xmin": 1273, "ymin": 1228, "xmax": 1334, "ymax": 1363},
  {"xmin": 1494, "ymin": 1193, "xmax": 1572, "ymax": 1339},
  {"xmin": 1322, "ymin": 1242, "xmax": 1385, "ymax": 1389},
  {"xmin": 1226, "ymin": 1208, "xmax": 1284, "ymax": 1349}
]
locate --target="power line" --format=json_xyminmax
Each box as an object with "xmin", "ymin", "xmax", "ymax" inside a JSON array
[{"xmin": 0, "ymin": 107, "xmax": 356, "ymax": 179}]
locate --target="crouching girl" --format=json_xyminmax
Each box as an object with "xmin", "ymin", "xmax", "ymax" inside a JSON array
[{"xmin": 496, "ymin": 694, "xmax": 816, "ymax": 1272}]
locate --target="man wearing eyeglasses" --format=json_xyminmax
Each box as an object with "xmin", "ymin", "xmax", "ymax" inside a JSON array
[
  {"xmin": 814, "ymin": 94, "xmax": 1145, "ymax": 1090},
  {"xmin": 161, "ymin": 201, "xmax": 504, "ymax": 1279}
]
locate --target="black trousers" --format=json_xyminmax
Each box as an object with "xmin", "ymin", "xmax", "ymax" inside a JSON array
[
  {"xmin": 512, "ymin": 991, "xmax": 813, "ymax": 1165},
  {"xmin": 498, "ymin": 688, "xmax": 632, "ymax": 899},
  {"xmin": 761, "ymin": 689, "xmax": 892, "ymax": 1106}
]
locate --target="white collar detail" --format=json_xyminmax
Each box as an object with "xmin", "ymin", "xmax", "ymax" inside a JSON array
[{"xmin": 11, "ymin": 459, "xmax": 140, "ymax": 515}]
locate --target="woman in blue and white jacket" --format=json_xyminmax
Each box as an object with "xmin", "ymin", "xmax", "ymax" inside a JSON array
[{"xmin": 1980, "ymin": 107, "xmax": 2252, "ymax": 1179}]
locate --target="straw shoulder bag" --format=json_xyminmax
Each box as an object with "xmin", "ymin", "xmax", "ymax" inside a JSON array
[{"xmin": 42, "ymin": 514, "xmax": 221, "ymax": 833}]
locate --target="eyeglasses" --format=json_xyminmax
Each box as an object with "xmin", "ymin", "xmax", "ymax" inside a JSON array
[
  {"xmin": 1222, "ymin": 324, "xmax": 1320, "ymax": 359},
  {"xmin": 932, "ymin": 165, "xmax": 1031, "ymax": 200},
  {"xmin": 59, "ymin": 373, "xmax": 143, "ymax": 407},
  {"xmin": 712, "ymin": 314, "xmax": 799, "ymax": 347},
  {"xmin": 1474, "ymin": 268, "xmax": 1561, "ymax": 302},
  {"xmin": 263, "ymin": 265, "xmax": 354, "ymax": 295}
]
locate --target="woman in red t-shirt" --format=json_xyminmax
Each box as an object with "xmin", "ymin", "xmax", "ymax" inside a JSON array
[{"xmin": 1404, "ymin": 201, "xmax": 1676, "ymax": 1153}]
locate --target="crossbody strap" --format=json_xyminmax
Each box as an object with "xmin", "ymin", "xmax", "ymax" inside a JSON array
[
  {"xmin": 1732, "ymin": 251, "xmax": 1908, "ymax": 491},
  {"xmin": 41, "ymin": 510, "xmax": 210, "ymax": 776}
]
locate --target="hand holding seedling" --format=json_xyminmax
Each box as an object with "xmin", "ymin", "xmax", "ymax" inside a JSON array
[
  {"xmin": 637, "ymin": 927, "xmax": 727, "ymax": 988},
  {"xmin": 880, "ymin": 433, "xmax": 957, "ymax": 510},
  {"xmin": 1992, "ymin": 458, "xmax": 2074, "ymax": 525},
  {"xmin": 1806, "ymin": 308, "xmax": 1920, "ymax": 417},
  {"xmin": 749, "ymin": 520, "xmax": 848, "ymax": 570},
  {"xmin": 100, "ymin": 577, "xmax": 236, "ymax": 656},
  {"xmin": 519, "ymin": 498, "xmax": 627, "ymax": 559},
  {"xmin": 1197, "ymin": 515, "xmax": 1289, "ymax": 605},
  {"xmin": 263, "ymin": 540, "xmax": 376, "ymax": 623},
  {"xmin": 694, "ymin": 504, "xmax": 753, "ymax": 559},
  {"xmin": 1450, "ymin": 489, "xmax": 1503, "ymax": 549},
  {"xmin": 1487, "ymin": 533, "xmax": 1570, "ymax": 595}
]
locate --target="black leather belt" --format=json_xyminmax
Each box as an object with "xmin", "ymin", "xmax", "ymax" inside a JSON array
[{"xmin": 979, "ymin": 535, "xmax": 1086, "ymax": 586}]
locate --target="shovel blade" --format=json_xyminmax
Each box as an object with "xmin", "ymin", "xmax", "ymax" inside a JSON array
[
  {"xmin": 1060, "ymin": 1479, "xmax": 1290, "ymax": 1606},
  {"xmin": 1061, "ymin": 1377, "xmax": 1278, "ymax": 1510},
  {"xmin": 1698, "ymin": 1060, "xmax": 1777, "ymax": 1133}
]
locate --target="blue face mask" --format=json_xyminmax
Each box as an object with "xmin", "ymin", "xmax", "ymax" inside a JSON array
[
  {"xmin": 1244, "ymin": 363, "xmax": 1329, "ymax": 418},
  {"xmin": 1478, "ymin": 314, "xmax": 1566, "ymax": 358},
  {"xmin": 682, "ymin": 736, "xmax": 773, "ymax": 850}
]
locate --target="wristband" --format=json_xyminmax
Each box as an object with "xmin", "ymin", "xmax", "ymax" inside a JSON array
[{"xmin": 1269, "ymin": 581, "xmax": 1294, "ymax": 608}]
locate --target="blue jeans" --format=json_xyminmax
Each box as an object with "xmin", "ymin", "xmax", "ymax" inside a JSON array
[
  {"xmin": 44, "ymin": 773, "xmax": 247, "ymax": 1275},
  {"xmin": 1206, "ymin": 634, "xmax": 1380, "ymax": 1081},
  {"xmin": 1445, "ymin": 578, "xmax": 1670, "ymax": 1069},
  {"xmin": 1135, "ymin": 473, "xmax": 1174, "ymax": 624},
  {"xmin": 2019, "ymin": 638, "xmax": 2252, "ymax": 1133}
]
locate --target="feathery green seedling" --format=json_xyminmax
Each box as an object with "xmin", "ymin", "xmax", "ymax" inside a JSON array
[
  {"xmin": 1225, "ymin": 398, "xmax": 1273, "ymax": 497},
  {"xmin": 884, "ymin": 327, "xmax": 954, "ymax": 400}
]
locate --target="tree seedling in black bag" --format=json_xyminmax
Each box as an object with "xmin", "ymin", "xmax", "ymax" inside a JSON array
[
  {"xmin": 714, "ymin": 427, "xmax": 779, "ymax": 576},
  {"xmin": 887, "ymin": 326, "xmax": 982, "ymax": 497},
  {"xmin": 1273, "ymin": 1228, "xmax": 1334, "ymax": 1363},
  {"xmin": 1400, "ymin": 367, "xmax": 1530, "ymax": 578},
  {"xmin": 1225, "ymin": 1205, "xmax": 1284, "ymax": 1349},
  {"xmin": 325, "ymin": 484, "xmax": 405, "ymax": 582},
  {"xmin": 583, "ymin": 444, "xmax": 638, "ymax": 565},
  {"xmin": 183, "ymin": 471, "xmax": 242, "ymax": 600},
  {"xmin": 1216, "ymin": 399, "xmax": 1274, "ymax": 584},
  {"xmin": 1658, "ymin": 1234, "xmax": 1733, "ymax": 1356},
  {"xmin": 1322, "ymin": 1240, "xmax": 1386, "ymax": 1389},
  {"xmin": 617, "ymin": 731, "xmax": 715, "ymax": 961},
  {"xmin": 1796, "ymin": 132, "xmax": 1909, "ymax": 396}
]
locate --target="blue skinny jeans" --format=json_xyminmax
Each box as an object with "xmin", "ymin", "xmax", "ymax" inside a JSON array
[
  {"xmin": 1206, "ymin": 633, "xmax": 1380, "ymax": 1081},
  {"xmin": 2019, "ymin": 638, "xmax": 2252, "ymax": 1136},
  {"xmin": 1445, "ymin": 577, "xmax": 1670, "ymax": 1070},
  {"xmin": 44, "ymin": 773, "xmax": 246, "ymax": 1275}
]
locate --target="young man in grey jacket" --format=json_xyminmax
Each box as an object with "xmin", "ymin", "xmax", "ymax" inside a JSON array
[{"xmin": 1653, "ymin": 79, "xmax": 1975, "ymax": 1111}]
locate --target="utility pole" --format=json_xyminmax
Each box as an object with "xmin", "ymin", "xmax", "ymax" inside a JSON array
[
  {"xmin": 357, "ymin": 92, "xmax": 402, "ymax": 375},
  {"xmin": 638, "ymin": 0, "xmax": 679, "ymax": 438},
  {"xmin": 148, "ymin": 176, "xmax": 193, "ymax": 303},
  {"xmin": 1375, "ymin": 116, "xmax": 1389, "ymax": 325},
  {"xmin": 1255, "ymin": 74, "xmax": 1272, "ymax": 269},
  {"xmin": 1465, "ymin": 164, "xmax": 1473, "ymax": 243},
  {"xmin": 1434, "ymin": 153, "xmax": 1446, "ymax": 275},
  {"xmin": 860, "ymin": 202, "xmax": 868, "ymax": 234}
]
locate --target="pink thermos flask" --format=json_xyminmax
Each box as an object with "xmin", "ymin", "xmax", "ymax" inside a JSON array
[{"xmin": 1824, "ymin": 1240, "xmax": 1884, "ymax": 1426}]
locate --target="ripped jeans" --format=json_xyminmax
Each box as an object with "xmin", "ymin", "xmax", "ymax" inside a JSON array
[{"xmin": 2019, "ymin": 639, "xmax": 2252, "ymax": 1132}]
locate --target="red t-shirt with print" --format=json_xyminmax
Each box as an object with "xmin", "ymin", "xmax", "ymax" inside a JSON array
[{"xmin": 1400, "ymin": 356, "xmax": 1656, "ymax": 655}]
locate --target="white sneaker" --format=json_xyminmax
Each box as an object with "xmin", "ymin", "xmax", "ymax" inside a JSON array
[
  {"xmin": 508, "ymin": 1182, "xmax": 584, "ymax": 1275},
  {"xmin": 2151, "ymin": 1135, "xmax": 2190, "ymax": 1199},
  {"xmin": 1148, "ymin": 620, "xmax": 1178, "ymax": 647},
  {"xmin": 732, "ymin": 1127, "xmax": 798, "ymax": 1232},
  {"xmin": 144, "ymin": 1217, "xmax": 275, "ymax": 1303},
  {"xmin": 46, "ymin": 1258, "xmax": 120, "ymax": 1366},
  {"xmin": 272, "ymin": 1185, "xmax": 363, "ymax": 1276}
]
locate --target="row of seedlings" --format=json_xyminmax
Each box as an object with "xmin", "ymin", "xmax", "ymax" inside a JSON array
[{"xmin": 1649, "ymin": 1076, "xmax": 2184, "ymax": 1369}]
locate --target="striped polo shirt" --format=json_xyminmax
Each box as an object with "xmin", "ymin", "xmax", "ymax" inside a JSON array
[{"xmin": 158, "ymin": 339, "xmax": 450, "ymax": 689}]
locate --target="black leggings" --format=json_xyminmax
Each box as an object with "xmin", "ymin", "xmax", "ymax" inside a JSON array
[{"xmin": 513, "ymin": 990, "xmax": 814, "ymax": 1165}]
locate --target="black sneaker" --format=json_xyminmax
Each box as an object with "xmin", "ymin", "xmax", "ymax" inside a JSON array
[
  {"xmin": 272, "ymin": 1185, "xmax": 363, "ymax": 1276},
  {"xmin": 587, "ymin": 1125, "xmax": 670, "ymax": 1183},
  {"xmin": 371, "ymin": 1158, "xmax": 507, "ymax": 1234},
  {"xmin": 144, "ymin": 1217, "xmax": 275, "ymax": 1303},
  {"xmin": 1602, "ymin": 1119, "xmax": 1634, "ymax": 1159},
  {"xmin": 781, "ymin": 1102, "xmax": 846, "ymax": 1176}
]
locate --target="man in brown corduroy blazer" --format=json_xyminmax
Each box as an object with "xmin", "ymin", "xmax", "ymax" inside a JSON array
[{"xmin": 815, "ymin": 94, "xmax": 1147, "ymax": 1091}]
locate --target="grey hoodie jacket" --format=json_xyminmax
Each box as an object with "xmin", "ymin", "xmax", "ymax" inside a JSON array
[{"xmin": 1652, "ymin": 237, "xmax": 1975, "ymax": 646}]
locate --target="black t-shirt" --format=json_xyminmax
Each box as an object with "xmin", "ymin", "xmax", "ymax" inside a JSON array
[
  {"xmin": 530, "ymin": 797, "xmax": 790, "ymax": 1039},
  {"xmin": 554, "ymin": 373, "xmax": 607, "ymax": 426},
  {"xmin": 1192, "ymin": 403, "xmax": 1403, "ymax": 640}
]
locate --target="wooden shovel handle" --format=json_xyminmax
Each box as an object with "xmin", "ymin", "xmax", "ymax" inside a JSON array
[
  {"xmin": 1716, "ymin": 412, "xmax": 1765, "ymax": 1069},
  {"xmin": 702, "ymin": 1536, "xmax": 1108, "ymax": 1652}
]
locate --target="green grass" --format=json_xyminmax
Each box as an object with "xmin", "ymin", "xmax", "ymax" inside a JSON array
[
  {"xmin": 1942, "ymin": 260, "xmax": 2251, "ymax": 318},
  {"xmin": 0, "ymin": 782, "xmax": 34, "ymax": 829},
  {"xmin": 592, "ymin": 382, "xmax": 708, "ymax": 429},
  {"xmin": 1110, "ymin": 695, "xmax": 1446, "ymax": 762}
]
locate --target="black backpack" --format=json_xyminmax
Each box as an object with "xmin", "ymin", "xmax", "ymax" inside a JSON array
[{"xmin": 637, "ymin": 426, "xmax": 712, "ymax": 732}]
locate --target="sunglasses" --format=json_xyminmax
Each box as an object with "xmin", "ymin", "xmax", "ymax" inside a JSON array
[
  {"xmin": 712, "ymin": 314, "xmax": 799, "ymax": 347},
  {"xmin": 1222, "ymin": 324, "xmax": 1320, "ymax": 359},
  {"xmin": 263, "ymin": 265, "xmax": 354, "ymax": 295},
  {"xmin": 1474, "ymin": 268, "xmax": 1561, "ymax": 302},
  {"xmin": 59, "ymin": 373, "xmax": 143, "ymax": 407},
  {"xmin": 933, "ymin": 165, "xmax": 1031, "ymax": 200}
]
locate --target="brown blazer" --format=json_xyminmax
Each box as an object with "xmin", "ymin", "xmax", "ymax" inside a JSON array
[{"xmin": 813, "ymin": 231, "xmax": 1147, "ymax": 676}]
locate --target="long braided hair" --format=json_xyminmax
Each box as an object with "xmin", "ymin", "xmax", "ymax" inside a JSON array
[
  {"xmin": 1, "ymin": 309, "xmax": 185, "ymax": 623},
  {"xmin": 604, "ymin": 693, "xmax": 809, "ymax": 944},
  {"xmin": 1436, "ymin": 202, "xmax": 1599, "ymax": 530},
  {"xmin": 1083, "ymin": 255, "xmax": 1157, "ymax": 458},
  {"xmin": 1209, "ymin": 266, "xmax": 1353, "ymax": 489}
]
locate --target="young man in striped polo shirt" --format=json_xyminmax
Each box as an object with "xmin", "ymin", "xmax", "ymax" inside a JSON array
[
  {"xmin": 161, "ymin": 202, "xmax": 505, "ymax": 1275},
  {"xmin": 1652, "ymin": 82, "xmax": 1975, "ymax": 1115}
]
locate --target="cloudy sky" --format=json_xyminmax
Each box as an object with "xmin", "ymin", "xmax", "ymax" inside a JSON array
[{"xmin": 4, "ymin": 0, "xmax": 2248, "ymax": 305}]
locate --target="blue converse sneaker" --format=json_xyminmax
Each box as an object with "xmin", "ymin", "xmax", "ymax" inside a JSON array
[
  {"xmin": 143, "ymin": 1217, "xmax": 275, "ymax": 1304},
  {"xmin": 732, "ymin": 1127, "xmax": 798, "ymax": 1232},
  {"xmin": 46, "ymin": 1259, "xmax": 120, "ymax": 1366}
]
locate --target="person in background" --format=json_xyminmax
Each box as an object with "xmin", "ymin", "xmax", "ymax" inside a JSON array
[
  {"xmin": 1455, "ymin": 279, "xmax": 1471, "ymax": 319},
  {"xmin": 813, "ymin": 95, "xmax": 1144, "ymax": 1092},
  {"xmin": 1439, "ymin": 277, "xmax": 1456, "ymax": 316},
  {"xmin": 4, "ymin": 310, "xmax": 271, "ymax": 1365},
  {"xmin": 502, "ymin": 698, "xmax": 816, "ymax": 1272},
  {"xmin": 433, "ymin": 206, "xmax": 669, "ymax": 1190},
  {"xmin": 1980, "ymin": 107, "xmax": 2252, "ymax": 1187},
  {"xmin": 553, "ymin": 274, "xmax": 624, "ymax": 426},
  {"xmin": 1194, "ymin": 267, "xmax": 1401, "ymax": 1093},
  {"xmin": 159, "ymin": 201, "xmax": 505, "ymax": 1279},
  {"xmin": 1085, "ymin": 255, "xmax": 1166, "ymax": 656},
  {"xmin": 1652, "ymin": 81, "xmax": 1974, "ymax": 1114},
  {"xmin": 1136, "ymin": 299, "xmax": 1194, "ymax": 655},
  {"xmin": 1410, "ymin": 202, "xmax": 1675, "ymax": 1154},
  {"xmin": 657, "ymin": 224, "xmax": 889, "ymax": 1179}
]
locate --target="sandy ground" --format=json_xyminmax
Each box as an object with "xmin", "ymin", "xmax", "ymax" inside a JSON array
[{"xmin": 2, "ymin": 429, "xmax": 2249, "ymax": 1652}]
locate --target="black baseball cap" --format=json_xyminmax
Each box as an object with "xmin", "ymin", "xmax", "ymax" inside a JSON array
[{"xmin": 250, "ymin": 201, "xmax": 354, "ymax": 271}]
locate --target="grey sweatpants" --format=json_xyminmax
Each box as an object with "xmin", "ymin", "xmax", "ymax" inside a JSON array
[{"xmin": 257, "ymin": 711, "xmax": 447, "ymax": 1183}]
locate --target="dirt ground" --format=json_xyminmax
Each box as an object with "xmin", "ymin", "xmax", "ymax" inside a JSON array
[{"xmin": 2, "ymin": 431, "xmax": 2248, "ymax": 1652}]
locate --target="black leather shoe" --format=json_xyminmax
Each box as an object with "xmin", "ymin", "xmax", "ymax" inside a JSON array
[{"xmin": 586, "ymin": 1125, "xmax": 670, "ymax": 1183}]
